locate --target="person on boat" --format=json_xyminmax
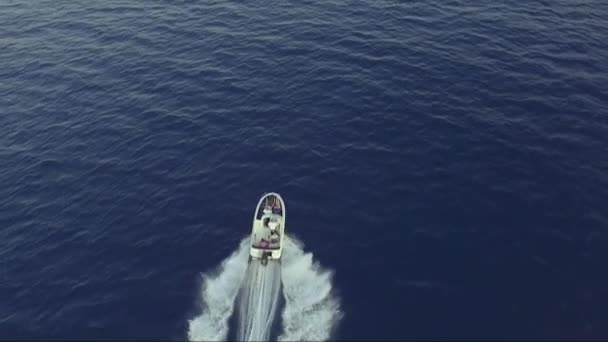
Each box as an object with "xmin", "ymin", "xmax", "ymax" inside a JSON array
[
  {"xmin": 268, "ymin": 220, "xmax": 280, "ymax": 239},
  {"xmin": 263, "ymin": 198, "xmax": 272, "ymax": 215},
  {"xmin": 258, "ymin": 238, "xmax": 269, "ymax": 248}
]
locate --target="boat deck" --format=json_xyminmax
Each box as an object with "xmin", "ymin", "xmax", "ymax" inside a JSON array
[
  {"xmin": 256, "ymin": 195, "xmax": 283, "ymax": 219},
  {"xmin": 250, "ymin": 193, "xmax": 285, "ymax": 259}
]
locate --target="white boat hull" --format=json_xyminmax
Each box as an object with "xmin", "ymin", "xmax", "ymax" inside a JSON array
[{"xmin": 249, "ymin": 192, "xmax": 286, "ymax": 264}]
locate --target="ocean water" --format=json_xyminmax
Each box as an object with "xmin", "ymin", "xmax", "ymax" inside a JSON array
[{"xmin": 2, "ymin": 0, "xmax": 608, "ymax": 340}]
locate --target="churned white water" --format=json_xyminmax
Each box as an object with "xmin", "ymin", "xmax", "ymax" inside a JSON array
[
  {"xmin": 236, "ymin": 259, "xmax": 282, "ymax": 341},
  {"xmin": 187, "ymin": 235, "xmax": 342, "ymax": 341}
]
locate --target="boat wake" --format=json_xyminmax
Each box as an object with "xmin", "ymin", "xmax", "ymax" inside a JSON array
[
  {"xmin": 236, "ymin": 259, "xmax": 282, "ymax": 341},
  {"xmin": 187, "ymin": 235, "xmax": 342, "ymax": 341}
]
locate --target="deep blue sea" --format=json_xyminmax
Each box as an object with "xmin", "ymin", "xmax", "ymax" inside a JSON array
[{"xmin": 2, "ymin": 0, "xmax": 608, "ymax": 340}]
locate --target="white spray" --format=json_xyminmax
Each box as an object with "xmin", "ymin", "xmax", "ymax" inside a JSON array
[
  {"xmin": 187, "ymin": 239, "xmax": 249, "ymax": 341},
  {"xmin": 187, "ymin": 235, "xmax": 342, "ymax": 341},
  {"xmin": 236, "ymin": 259, "xmax": 282, "ymax": 341}
]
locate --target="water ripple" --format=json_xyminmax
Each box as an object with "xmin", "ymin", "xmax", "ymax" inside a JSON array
[{"xmin": 1, "ymin": 0, "xmax": 607, "ymax": 339}]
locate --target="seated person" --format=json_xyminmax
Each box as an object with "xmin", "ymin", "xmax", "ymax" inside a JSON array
[{"xmin": 256, "ymin": 238, "xmax": 270, "ymax": 249}]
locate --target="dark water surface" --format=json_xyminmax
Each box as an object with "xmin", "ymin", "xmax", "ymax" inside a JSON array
[{"xmin": 2, "ymin": 0, "xmax": 608, "ymax": 340}]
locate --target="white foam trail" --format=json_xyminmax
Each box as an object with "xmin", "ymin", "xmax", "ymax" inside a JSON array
[
  {"xmin": 236, "ymin": 260, "xmax": 282, "ymax": 341},
  {"xmin": 187, "ymin": 235, "xmax": 342, "ymax": 341},
  {"xmin": 279, "ymin": 237, "xmax": 343, "ymax": 341},
  {"xmin": 187, "ymin": 239, "xmax": 249, "ymax": 341}
]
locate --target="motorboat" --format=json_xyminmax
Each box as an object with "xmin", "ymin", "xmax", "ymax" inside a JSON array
[{"xmin": 249, "ymin": 192, "xmax": 285, "ymax": 265}]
